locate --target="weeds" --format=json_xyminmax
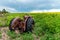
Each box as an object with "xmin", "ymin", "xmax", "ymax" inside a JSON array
[{"xmin": 0, "ymin": 13, "xmax": 60, "ymax": 40}]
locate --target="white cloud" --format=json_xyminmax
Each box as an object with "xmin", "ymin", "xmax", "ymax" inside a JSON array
[
  {"xmin": 0, "ymin": 6, "xmax": 18, "ymax": 12},
  {"xmin": 15, "ymin": 0, "xmax": 34, "ymax": 3},
  {"xmin": 30, "ymin": 9, "xmax": 60, "ymax": 13},
  {"xmin": 48, "ymin": 9, "xmax": 60, "ymax": 12}
]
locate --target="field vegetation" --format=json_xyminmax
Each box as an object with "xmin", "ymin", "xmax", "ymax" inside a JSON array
[{"xmin": 0, "ymin": 12, "xmax": 60, "ymax": 40}]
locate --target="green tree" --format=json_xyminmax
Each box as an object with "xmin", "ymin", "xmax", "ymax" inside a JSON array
[
  {"xmin": 0, "ymin": 11, "xmax": 2, "ymax": 14},
  {"xmin": 2, "ymin": 9, "xmax": 8, "ymax": 14}
]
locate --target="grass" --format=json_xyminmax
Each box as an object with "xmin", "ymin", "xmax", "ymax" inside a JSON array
[
  {"xmin": 0, "ymin": 12, "xmax": 60, "ymax": 40},
  {"xmin": 0, "ymin": 31, "xmax": 2, "ymax": 39},
  {"xmin": 7, "ymin": 31, "xmax": 34, "ymax": 40}
]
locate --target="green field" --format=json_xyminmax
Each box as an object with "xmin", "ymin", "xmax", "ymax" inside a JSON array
[{"xmin": 0, "ymin": 13, "xmax": 60, "ymax": 40}]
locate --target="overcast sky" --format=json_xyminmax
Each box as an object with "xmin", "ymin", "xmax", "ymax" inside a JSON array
[{"xmin": 0, "ymin": 0, "xmax": 60, "ymax": 12}]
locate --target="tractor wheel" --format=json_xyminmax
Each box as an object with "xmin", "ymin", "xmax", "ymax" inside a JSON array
[
  {"xmin": 9, "ymin": 18, "xmax": 15, "ymax": 31},
  {"xmin": 25, "ymin": 17, "xmax": 34, "ymax": 32}
]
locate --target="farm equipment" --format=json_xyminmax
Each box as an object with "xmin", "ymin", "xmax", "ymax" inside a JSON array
[{"xmin": 9, "ymin": 15, "xmax": 34, "ymax": 33}]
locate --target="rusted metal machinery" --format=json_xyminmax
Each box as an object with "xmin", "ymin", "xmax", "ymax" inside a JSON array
[{"xmin": 9, "ymin": 15, "xmax": 34, "ymax": 33}]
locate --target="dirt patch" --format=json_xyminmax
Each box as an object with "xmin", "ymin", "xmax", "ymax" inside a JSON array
[
  {"xmin": 0, "ymin": 27, "xmax": 10, "ymax": 40},
  {"xmin": 0, "ymin": 27, "xmax": 40, "ymax": 40},
  {"xmin": 32, "ymin": 34, "xmax": 40, "ymax": 40}
]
